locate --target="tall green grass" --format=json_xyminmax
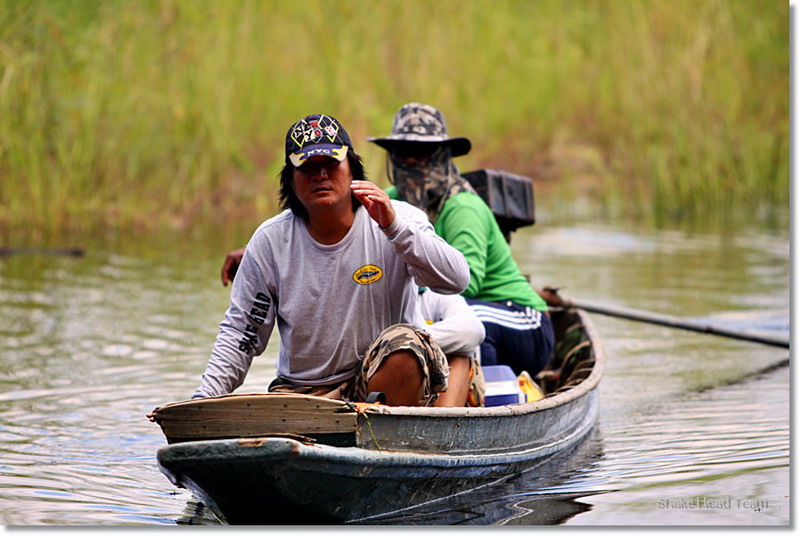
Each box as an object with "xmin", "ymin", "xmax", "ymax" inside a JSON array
[{"xmin": 0, "ymin": 0, "xmax": 788, "ymax": 234}]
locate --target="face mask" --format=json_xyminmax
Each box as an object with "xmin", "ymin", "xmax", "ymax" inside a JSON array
[{"xmin": 389, "ymin": 146, "xmax": 475, "ymax": 223}]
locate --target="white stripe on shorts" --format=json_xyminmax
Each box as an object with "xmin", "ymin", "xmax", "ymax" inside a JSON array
[{"xmin": 470, "ymin": 304, "xmax": 542, "ymax": 331}]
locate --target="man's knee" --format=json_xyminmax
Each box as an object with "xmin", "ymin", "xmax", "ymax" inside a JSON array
[
  {"xmin": 368, "ymin": 350, "xmax": 424, "ymax": 405},
  {"xmin": 355, "ymin": 324, "xmax": 449, "ymax": 406},
  {"xmin": 374, "ymin": 349, "xmax": 423, "ymax": 377}
]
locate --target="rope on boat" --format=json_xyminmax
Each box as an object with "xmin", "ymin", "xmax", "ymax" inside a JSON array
[{"xmin": 343, "ymin": 400, "xmax": 382, "ymax": 450}]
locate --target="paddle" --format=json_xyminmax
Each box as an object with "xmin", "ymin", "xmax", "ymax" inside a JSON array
[{"xmin": 539, "ymin": 287, "xmax": 790, "ymax": 349}]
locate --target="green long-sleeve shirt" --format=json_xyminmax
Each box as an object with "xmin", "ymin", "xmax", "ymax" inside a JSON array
[{"xmin": 387, "ymin": 186, "xmax": 547, "ymax": 311}]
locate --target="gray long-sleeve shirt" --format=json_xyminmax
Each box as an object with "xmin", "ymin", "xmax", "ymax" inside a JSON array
[{"xmin": 193, "ymin": 202, "xmax": 470, "ymax": 398}]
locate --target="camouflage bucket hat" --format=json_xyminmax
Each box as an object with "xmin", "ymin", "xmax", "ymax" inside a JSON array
[{"xmin": 367, "ymin": 103, "xmax": 471, "ymax": 157}]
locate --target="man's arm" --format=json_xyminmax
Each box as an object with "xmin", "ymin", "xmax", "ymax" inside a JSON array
[
  {"xmin": 350, "ymin": 181, "xmax": 469, "ymax": 295},
  {"xmin": 435, "ymin": 197, "xmax": 492, "ymax": 298},
  {"xmin": 195, "ymin": 241, "xmax": 276, "ymax": 398},
  {"xmin": 221, "ymin": 247, "xmax": 246, "ymax": 286},
  {"xmin": 380, "ymin": 202, "xmax": 470, "ymax": 295},
  {"xmin": 420, "ymin": 290, "xmax": 485, "ymax": 356}
]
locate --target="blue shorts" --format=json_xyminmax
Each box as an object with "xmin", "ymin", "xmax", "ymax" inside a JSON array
[{"xmin": 466, "ymin": 299, "xmax": 554, "ymax": 376}]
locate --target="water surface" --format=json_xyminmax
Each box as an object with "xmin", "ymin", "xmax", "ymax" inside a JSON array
[{"xmin": 0, "ymin": 217, "xmax": 789, "ymax": 525}]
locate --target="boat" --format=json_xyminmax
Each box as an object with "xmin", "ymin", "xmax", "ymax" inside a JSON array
[{"xmin": 151, "ymin": 305, "xmax": 603, "ymax": 524}]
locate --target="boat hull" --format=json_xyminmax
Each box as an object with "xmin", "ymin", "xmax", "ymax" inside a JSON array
[{"xmin": 157, "ymin": 391, "xmax": 598, "ymax": 523}]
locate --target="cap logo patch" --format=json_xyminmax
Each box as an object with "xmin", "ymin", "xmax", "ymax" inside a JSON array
[
  {"xmin": 290, "ymin": 115, "xmax": 341, "ymax": 149},
  {"xmin": 353, "ymin": 264, "xmax": 383, "ymax": 285}
]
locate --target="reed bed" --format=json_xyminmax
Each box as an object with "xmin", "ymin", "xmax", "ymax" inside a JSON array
[{"xmin": 0, "ymin": 0, "xmax": 788, "ymax": 234}]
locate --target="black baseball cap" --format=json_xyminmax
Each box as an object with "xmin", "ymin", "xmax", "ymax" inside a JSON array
[{"xmin": 285, "ymin": 114, "xmax": 353, "ymax": 167}]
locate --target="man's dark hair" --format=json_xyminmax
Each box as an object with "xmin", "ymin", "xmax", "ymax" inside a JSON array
[{"xmin": 278, "ymin": 151, "xmax": 366, "ymax": 219}]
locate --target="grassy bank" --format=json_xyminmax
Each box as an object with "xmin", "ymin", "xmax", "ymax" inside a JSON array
[{"xmin": 0, "ymin": 0, "xmax": 788, "ymax": 235}]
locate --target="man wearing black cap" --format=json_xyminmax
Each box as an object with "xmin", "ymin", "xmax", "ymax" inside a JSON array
[
  {"xmin": 193, "ymin": 114, "xmax": 476, "ymax": 407},
  {"xmin": 369, "ymin": 103, "xmax": 554, "ymax": 378}
]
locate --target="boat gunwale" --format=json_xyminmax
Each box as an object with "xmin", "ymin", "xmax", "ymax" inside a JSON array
[{"xmin": 158, "ymin": 396, "xmax": 598, "ymax": 469}]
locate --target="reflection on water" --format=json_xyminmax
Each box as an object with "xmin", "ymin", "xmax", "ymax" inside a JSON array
[
  {"xmin": 360, "ymin": 428, "xmax": 606, "ymax": 525},
  {"xmin": 0, "ymin": 219, "xmax": 789, "ymax": 525}
]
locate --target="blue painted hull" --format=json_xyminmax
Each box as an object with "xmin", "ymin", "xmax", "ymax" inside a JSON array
[{"xmin": 158, "ymin": 392, "xmax": 597, "ymax": 523}]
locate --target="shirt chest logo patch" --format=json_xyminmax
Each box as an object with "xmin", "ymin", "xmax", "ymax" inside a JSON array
[{"xmin": 353, "ymin": 264, "xmax": 383, "ymax": 285}]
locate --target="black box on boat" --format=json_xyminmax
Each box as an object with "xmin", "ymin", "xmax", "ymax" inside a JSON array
[{"xmin": 462, "ymin": 169, "xmax": 535, "ymax": 239}]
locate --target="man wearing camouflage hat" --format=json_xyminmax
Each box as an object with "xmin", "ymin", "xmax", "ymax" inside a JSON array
[{"xmin": 369, "ymin": 103, "xmax": 554, "ymax": 378}]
